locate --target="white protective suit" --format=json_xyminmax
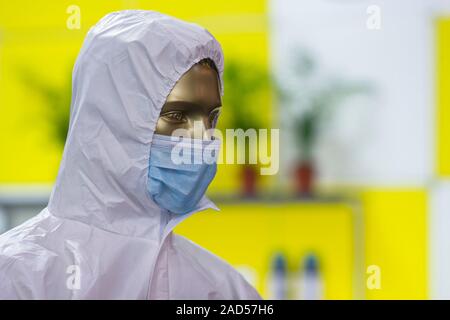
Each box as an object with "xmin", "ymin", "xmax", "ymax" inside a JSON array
[{"xmin": 0, "ymin": 10, "xmax": 261, "ymax": 300}]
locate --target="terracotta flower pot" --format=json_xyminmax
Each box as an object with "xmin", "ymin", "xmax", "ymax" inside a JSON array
[
  {"xmin": 295, "ymin": 161, "xmax": 315, "ymax": 196},
  {"xmin": 241, "ymin": 165, "xmax": 258, "ymax": 198}
]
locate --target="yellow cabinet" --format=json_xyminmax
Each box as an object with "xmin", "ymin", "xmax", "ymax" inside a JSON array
[{"xmin": 176, "ymin": 200, "xmax": 362, "ymax": 299}]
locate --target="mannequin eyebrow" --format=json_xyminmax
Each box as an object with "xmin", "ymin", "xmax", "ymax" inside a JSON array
[{"xmin": 161, "ymin": 101, "xmax": 222, "ymax": 113}]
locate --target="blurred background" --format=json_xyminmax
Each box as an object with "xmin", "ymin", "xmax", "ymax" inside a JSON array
[{"xmin": 1, "ymin": 0, "xmax": 450, "ymax": 299}]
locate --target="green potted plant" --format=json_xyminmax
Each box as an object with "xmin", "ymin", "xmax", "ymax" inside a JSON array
[
  {"xmin": 277, "ymin": 51, "xmax": 371, "ymax": 196},
  {"xmin": 222, "ymin": 60, "xmax": 269, "ymax": 197},
  {"xmin": 18, "ymin": 67, "xmax": 72, "ymax": 147}
]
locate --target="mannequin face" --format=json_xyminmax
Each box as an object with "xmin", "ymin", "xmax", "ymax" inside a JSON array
[{"xmin": 155, "ymin": 62, "xmax": 222, "ymax": 139}]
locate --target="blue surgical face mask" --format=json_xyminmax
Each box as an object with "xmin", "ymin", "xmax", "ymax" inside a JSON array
[{"xmin": 147, "ymin": 134, "xmax": 220, "ymax": 215}]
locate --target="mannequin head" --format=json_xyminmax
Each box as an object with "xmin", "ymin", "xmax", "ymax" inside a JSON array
[{"xmin": 155, "ymin": 58, "xmax": 221, "ymax": 139}]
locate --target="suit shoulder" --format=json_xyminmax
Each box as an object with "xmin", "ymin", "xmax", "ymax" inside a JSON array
[{"xmin": 171, "ymin": 233, "xmax": 234, "ymax": 272}]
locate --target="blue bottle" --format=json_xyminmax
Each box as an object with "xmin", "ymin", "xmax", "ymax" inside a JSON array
[{"xmin": 268, "ymin": 253, "xmax": 288, "ymax": 300}]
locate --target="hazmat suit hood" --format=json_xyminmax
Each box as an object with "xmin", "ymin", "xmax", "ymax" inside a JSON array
[
  {"xmin": 0, "ymin": 10, "xmax": 261, "ymax": 300},
  {"xmin": 50, "ymin": 9, "xmax": 222, "ymax": 239}
]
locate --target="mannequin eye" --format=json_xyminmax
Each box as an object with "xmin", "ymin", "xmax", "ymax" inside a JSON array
[
  {"xmin": 209, "ymin": 108, "xmax": 221, "ymax": 128},
  {"xmin": 161, "ymin": 111, "xmax": 187, "ymax": 123}
]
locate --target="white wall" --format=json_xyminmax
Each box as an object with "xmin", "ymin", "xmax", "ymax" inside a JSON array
[
  {"xmin": 270, "ymin": 0, "xmax": 437, "ymax": 187},
  {"xmin": 430, "ymin": 182, "xmax": 450, "ymax": 299}
]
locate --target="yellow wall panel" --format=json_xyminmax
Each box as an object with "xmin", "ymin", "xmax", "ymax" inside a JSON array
[
  {"xmin": 363, "ymin": 189, "xmax": 428, "ymax": 299},
  {"xmin": 436, "ymin": 18, "xmax": 450, "ymax": 177}
]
